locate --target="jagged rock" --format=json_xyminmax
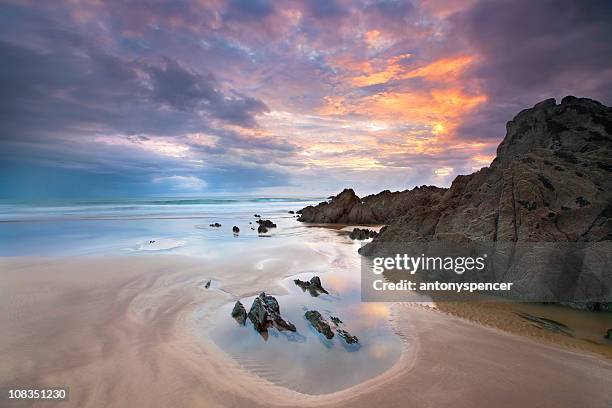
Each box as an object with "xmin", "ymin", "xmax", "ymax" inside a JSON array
[
  {"xmin": 336, "ymin": 329, "xmax": 359, "ymax": 344},
  {"xmin": 232, "ymin": 226, "xmax": 240, "ymax": 233},
  {"xmin": 209, "ymin": 222, "xmax": 221, "ymax": 228},
  {"xmin": 304, "ymin": 310, "xmax": 334, "ymax": 339},
  {"xmin": 256, "ymin": 219, "xmax": 277, "ymax": 228},
  {"xmin": 371, "ymin": 97, "xmax": 610, "ymax": 245},
  {"xmin": 298, "ymin": 186, "xmax": 445, "ymax": 224},
  {"xmin": 305, "ymin": 97, "xmax": 611, "ymax": 247},
  {"xmin": 248, "ymin": 296, "xmax": 268, "ymax": 332},
  {"xmin": 257, "ymin": 225, "xmax": 268, "ymax": 234},
  {"xmin": 231, "ymin": 301, "xmax": 247, "ymax": 325},
  {"xmin": 247, "ymin": 293, "xmax": 296, "ymax": 333},
  {"xmin": 349, "ymin": 228, "xmax": 378, "ymax": 240},
  {"xmin": 294, "ymin": 276, "xmax": 329, "ymax": 296}
]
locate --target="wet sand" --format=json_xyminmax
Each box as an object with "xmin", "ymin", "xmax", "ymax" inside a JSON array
[{"xmin": 1, "ymin": 254, "xmax": 611, "ymax": 408}]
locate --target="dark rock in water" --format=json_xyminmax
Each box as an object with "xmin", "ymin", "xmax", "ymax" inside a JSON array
[
  {"xmin": 273, "ymin": 315, "xmax": 296, "ymax": 332},
  {"xmin": 247, "ymin": 293, "xmax": 296, "ymax": 333},
  {"xmin": 204, "ymin": 280, "xmax": 211, "ymax": 289},
  {"xmin": 149, "ymin": 240, "xmax": 156, "ymax": 244},
  {"xmin": 336, "ymin": 329, "xmax": 359, "ymax": 344},
  {"xmin": 254, "ymin": 214, "xmax": 261, "ymax": 218},
  {"xmin": 294, "ymin": 276, "xmax": 329, "ymax": 296},
  {"xmin": 209, "ymin": 222, "xmax": 221, "ymax": 228},
  {"xmin": 232, "ymin": 226, "xmax": 240, "ymax": 233},
  {"xmin": 349, "ymin": 228, "xmax": 378, "ymax": 240},
  {"xmin": 309, "ymin": 276, "xmax": 328, "ymax": 294},
  {"xmin": 256, "ymin": 219, "xmax": 277, "ymax": 228},
  {"xmin": 251, "ymin": 227, "xmax": 255, "ymax": 230},
  {"xmin": 605, "ymin": 329, "xmax": 612, "ymax": 340},
  {"xmin": 248, "ymin": 296, "xmax": 269, "ymax": 332},
  {"xmin": 257, "ymin": 225, "xmax": 268, "ymax": 234},
  {"xmin": 231, "ymin": 301, "xmax": 247, "ymax": 325},
  {"xmin": 288, "ymin": 210, "xmax": 295, "ymax": 214},
  {"xmin": 330, "ymin": 316, "xmax": 342, "ymax": 326},
  {"xmin": 516, "ymin": 312, "xmax": 573, "ymax": 336},
  {"xmin": 304, "ymin": 310, "xmax": 334, "ymax": 339}
]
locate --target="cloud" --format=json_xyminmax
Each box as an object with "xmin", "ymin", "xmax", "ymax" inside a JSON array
[
  {"xmin": 153, "ymin": 175, "xmax": 207, "ymax": 191},
  {"xmin": 1, "ymin": 0, "xmax": 611, "ymax": 198},
  {"xmin": 449, "ymin": 0, "xmax": 612, "ymax": 140}
]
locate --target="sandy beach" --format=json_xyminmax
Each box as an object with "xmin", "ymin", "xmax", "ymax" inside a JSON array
[{"xmin": 1, "ymin": 253, "xmax": 611, "ymax": 408}]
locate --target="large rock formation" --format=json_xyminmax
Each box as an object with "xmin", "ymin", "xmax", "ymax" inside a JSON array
[
  {"xmin": 361, "ymin": 96, "xmax": 611, "ymax": 248},
  {"xmin": 301, "ymin": 97, "xmax": 611, "ymax": 245},
  {"xmin": 299, "ymin": 97, "xmax": 612, "ymax": 306}
]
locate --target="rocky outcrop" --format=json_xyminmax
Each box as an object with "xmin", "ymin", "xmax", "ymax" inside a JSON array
[
  {"xmin": 349, "ymin": 228, "xmax": 378, "ymax": 240},
  {"xmin": 294, "ymin": 276, "xmax": 329, "ymax": 296},
  {"xmin": 358, "ymin": 97, "xmax": 611, "ymax": 253},
  {"xmin": 300, "ymin": 96, "xmax": 612, "ymax": 306},
  {"xmin": 247, "ymin": 293, "xmax": 296, "ymax": 333},
  {"xmin": 298, "ymin": 186, "xmax": 446, "ymax": 224},
  {"xmin": 303, "ymin": 97, "xmax": 610, "ymax": 245},
  {"xmin": 304, "ymin": 310, "xmax": 334, "ymax": 339},
  {"xmin": 231, "ymin": 301, "xmax": 247, "ymax": 325}
]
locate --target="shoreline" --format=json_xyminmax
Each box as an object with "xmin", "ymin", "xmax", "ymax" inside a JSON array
[{"xmin": 1, "ymin": 255, "xmax": 611, "ymax": 407}]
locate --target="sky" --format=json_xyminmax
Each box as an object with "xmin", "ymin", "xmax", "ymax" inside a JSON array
[{"xmin": 1, "ymin": 0, "xmax": 611, "ymax": 198}]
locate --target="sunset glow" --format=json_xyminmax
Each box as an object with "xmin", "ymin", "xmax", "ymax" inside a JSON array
[{"xmin": 1, "ymin": 0, "xmax": 610, "ymax": 197}]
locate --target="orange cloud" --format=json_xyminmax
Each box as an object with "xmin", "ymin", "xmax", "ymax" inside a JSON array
[{"xmin": 351, "ymin": 55, "xmax": 473, "ymax": 87}]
